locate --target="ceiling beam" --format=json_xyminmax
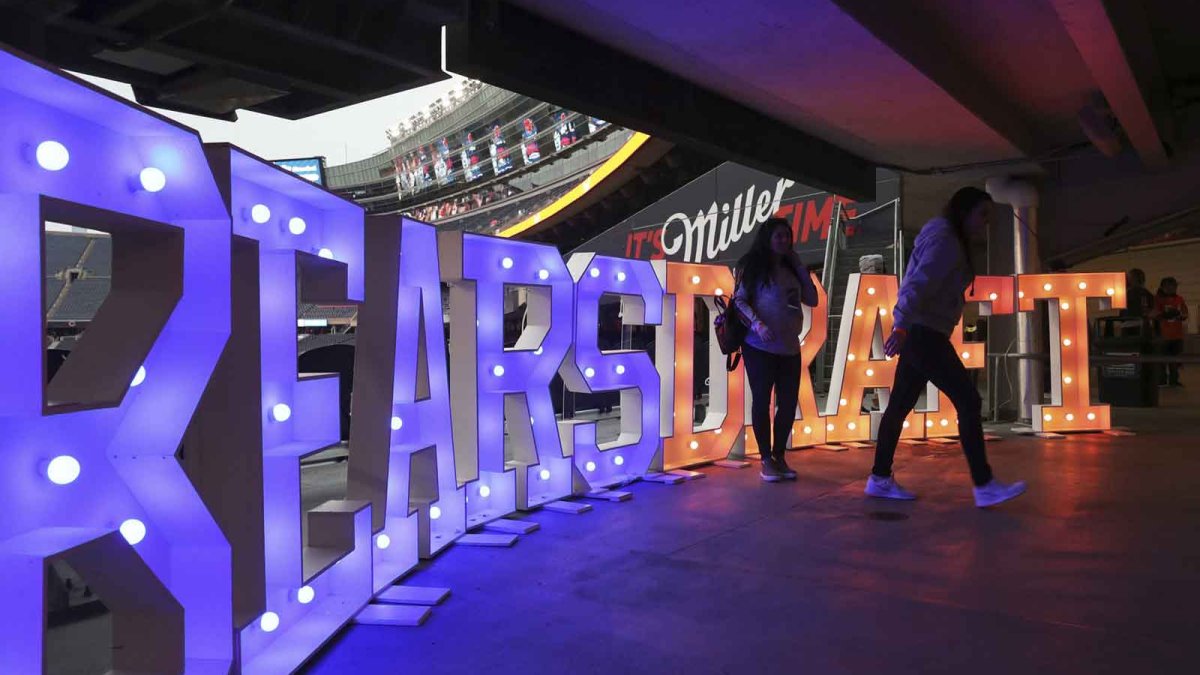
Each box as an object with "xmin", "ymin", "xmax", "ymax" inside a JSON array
[
  {"xmin": 1049, "ymin": 0, "xmax": 1169, "ymax": 168},
  {"xmin": 49, "ymin": 15, "xmax": 360, "ymax": 100},
  {"xmin": 830, "ymin": 0, "xmax": 1040, "ymax": 160},
  {"xmin": 222, "ymin": 6, "xmax": 442, "ymax": 80},
  {"xmin": 446, "ymin": 0, "xmax": 876, "ymax": 200}
]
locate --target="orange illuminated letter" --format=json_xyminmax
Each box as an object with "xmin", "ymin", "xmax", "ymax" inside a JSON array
[
  {"xmin": 744, "ymin": 272, "xmax": 828, "ymax": 452},
  {"xmin": 1017, "ymin": 272, "xmax": 1125, "ymax": 432},
  {"xmin": 654, "ymin": 261, "xmax": 745, "ymax": 469},
  {"xmin": 825, "ymin": 274, "xmax": 924, "ymax": 442}
]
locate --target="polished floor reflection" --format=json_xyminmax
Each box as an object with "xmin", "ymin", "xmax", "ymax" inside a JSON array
[{"xmin": 304, "ymin": 378, "xmax": 1197, "ymax": 674}]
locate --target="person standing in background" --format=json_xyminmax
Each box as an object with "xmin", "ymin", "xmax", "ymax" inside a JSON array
[
  {"xmin": 734, "ymin": 217, "xmax": 818, "ymax": 483},
  {"xmin": 1123, "ymin": 268, "xmax": 1157, "ymax": 321},
  {"xmin": 1155, "ymin": 277, "xmax": 1188, "ymax": 386}
]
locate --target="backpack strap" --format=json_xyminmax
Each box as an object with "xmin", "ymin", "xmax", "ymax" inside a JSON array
[{"xmin": 726, "ymin": 350, "xmax": 741, "ymax": 372}]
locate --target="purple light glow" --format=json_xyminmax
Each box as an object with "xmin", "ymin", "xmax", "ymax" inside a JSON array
[
  {"xmin": 222, "ymin": 147, "xmax": 373, "ymax": 674},
  {"xmin": 0, "ymin": 47, "xmax": 233, "ymax": 672},
  {"xmin": 561, "ymin": 254, "xmax": 664, "ymax": 486},
  {"xmin": 441, "ymin": 231, "xmax": 575, "ymax": 514}
]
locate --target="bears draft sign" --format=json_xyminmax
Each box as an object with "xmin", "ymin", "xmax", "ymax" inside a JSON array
[{"xmin": 0, "ymin": 47, "xmax": 1123, "ymax": 674}]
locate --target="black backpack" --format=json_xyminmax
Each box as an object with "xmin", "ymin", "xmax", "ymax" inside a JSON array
[{"xmin": 713, "ymin": 294, "xmax": 747, "ymax": 371}]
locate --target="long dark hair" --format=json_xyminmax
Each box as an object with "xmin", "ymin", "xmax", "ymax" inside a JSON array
[
  {"xmin": 1158, "ymin": 276, "xmax": 1178, "ymax": 297},
  {"xmin": 736, "ymin": 217, "xmax": 793, "ymax": 300},
  {"xmin": 941, "ymin": 186, "xmax": 990, "ymax": 281}
]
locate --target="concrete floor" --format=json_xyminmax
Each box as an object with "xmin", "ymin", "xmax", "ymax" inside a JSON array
[
  {"xmin": 302, "ymin": 388, "xmax": 1198, "ymax": 674},
  {"xmin": 43, "ymin": 381, "xmax": 1196, "ymax": 674}
]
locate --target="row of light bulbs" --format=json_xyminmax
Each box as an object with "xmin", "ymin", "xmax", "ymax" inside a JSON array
[
  {"xmin": 41, "ymin": 362, "xmax": 156, "ymax": 533},
  {"xmin": 1022, "ymin": 283, "xmax": 1116, "ymax": 296},
  {"xmin": 489, "ymin": 363, "xmax": 627, "ymax": 378},
  {"xmin": 43, "ymin": 455, "xmax": 147, "ymax": 543},
  {"xmin": 34, "ymin": 140, "xmax": 167, "ymax": 193},
  {"xmin": 1045, "ymin": 411, "xmax": 1097, "ymax": 422},
  {"xmin": 368, "ymin": 452, "xmax": 626, "ymax": 548},
  {"xmin": 500, "ymin": 257, "xmax": 633, "ymax": 285},
  {"xmin": 257, "ymin": 582, "xmax": 317, "ymax": 634},
  {"xmin": 261, "ymin": 449, "xmax": 629, "ymax": 633},
  {"xmin": 34, "ymin": 141, "xmax": 336, "ymax": 259},
  {"xmin": 248, "ymin": 204, "xmax": 335, "ymax": 259}
]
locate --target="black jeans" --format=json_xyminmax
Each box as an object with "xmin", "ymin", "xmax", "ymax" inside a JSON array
[
  {"xmin": 742, "ymin": 345, "xmax": 802, "ymax": 459},
  {"xmin": 1162, "ymin": 339, "xmax": 1183, "ymax": 385},
  {"xmin": 872, "ymin": 324, "xmax": 994, "ymax": 486}
]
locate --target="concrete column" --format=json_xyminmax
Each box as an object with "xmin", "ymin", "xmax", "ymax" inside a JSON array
[{"xmin": 986, "ymin": 177, "xmax": 1042, "ymax": 422}]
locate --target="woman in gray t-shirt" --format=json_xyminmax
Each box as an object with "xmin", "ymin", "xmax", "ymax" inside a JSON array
[{"xmin": 734, "ymin": 218, "xmax": 817, "ymax": 482}]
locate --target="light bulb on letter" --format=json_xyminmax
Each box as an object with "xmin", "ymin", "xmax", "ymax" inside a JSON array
[
  {"xmin": 251, "ymin": 204, "xmax": 271, "ymax": 224},
  {"xmin": 271, "ymin": 403, "xmax": 292, "ymax": 422},
  {"xmin": 139, "ymin": 167, "xmax": 166, "ymax": 192},
  {"xmin": 46, "ymin": 455, "xmax": 81, "ymax": 485},
  {"xmin": 119, "ymin": 519, "xmax": 146, "ymax": 545},
  {"xmin": 36, "ymin": 140, "xmax": 69, "ymax": 171}
]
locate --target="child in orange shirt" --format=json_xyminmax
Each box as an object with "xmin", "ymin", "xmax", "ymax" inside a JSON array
[{"xmin": 1155, "ymin": 277, "xmax": 1188, "ymax": 386}]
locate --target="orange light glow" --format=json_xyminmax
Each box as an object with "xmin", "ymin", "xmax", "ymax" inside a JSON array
[
  {"xmin": 1018, "ymin": 272, "xmax": 1126, "ymax": 432},
  {"xmin": 925, "ymin": 276, "xmax": 1015, "ymax": 438},
  {"xmin": 499, "ymin": 132, "xmax": 652, "ymax": 238},
  {"xmin": 825, "ymin": 274, "xmax": 924, "ymax": 442},
  {"xmin": 655, "ymin": 261, "xmax": 744, "ymax": 469}
]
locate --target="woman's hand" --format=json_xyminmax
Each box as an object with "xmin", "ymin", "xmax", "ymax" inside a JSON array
[
  {"xmin": 884, "ymin": 328, "xmax": 907, "ymax": 358},
  {"xmin": 753, "ymin": 320, "xmax": 775, "ymax": 342}
]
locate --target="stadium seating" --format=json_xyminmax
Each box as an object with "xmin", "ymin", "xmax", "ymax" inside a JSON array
[
  {"xmin": 43, "ymin": 235, "xmax": 90, "ymax": 275},
  {"xmin": 79, "ymin": 237, "xmax": 112, "ymax": 276},
  {"xmin": 44, "ymin": 278, "xmax": 65, "ymax": 312},
  {"xmin": 300, "ymin": 304, "xmax": 359, "ymax": 321},
  {"xmin": 51, "ymin": 277, "xmax": 111, "ymax": 322}
]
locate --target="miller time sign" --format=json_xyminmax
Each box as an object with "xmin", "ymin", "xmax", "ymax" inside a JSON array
[{"xmin": 579, "ymin": 162, "xmax": 899, "ymax": 266}]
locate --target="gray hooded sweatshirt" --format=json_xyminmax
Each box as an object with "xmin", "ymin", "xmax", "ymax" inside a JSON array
[{"xmin": 892, "ymin": 217, "xmax": 972, "ymax": 336}]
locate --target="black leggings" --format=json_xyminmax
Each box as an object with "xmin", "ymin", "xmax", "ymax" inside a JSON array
[
  {"xmin": 742, "ymin": 345, "xmax": 802, "ymax": 459},
  {"xmin": 872, "ymin": 324, "xmax": 994, "ymax": 486},
  {"xmin": 1163, "ymin": 339, "xmax": 1183, "ymax": 385}
]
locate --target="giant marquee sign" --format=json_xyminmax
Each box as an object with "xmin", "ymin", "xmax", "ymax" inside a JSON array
[{"xmin": 0, "ymin": 49, "xmax": 1126, "ymax": 673}]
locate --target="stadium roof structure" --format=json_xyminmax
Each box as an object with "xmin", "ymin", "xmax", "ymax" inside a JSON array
[
  {"xmin": 8, "ymin": 0, "xmax": 1200, "ymax": 260},
  {"xmin": 0, "ymin": 0, "xmax": 459, "ymax": 120}
]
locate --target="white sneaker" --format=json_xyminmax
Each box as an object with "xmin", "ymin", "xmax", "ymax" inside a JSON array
[
  {"xmin": 973, "ymin": 478, "xmax": 1027, "ymax": 508},
  {"xmin": 865, "ymin": 474, "xmax": 917, "ymax": 500}
]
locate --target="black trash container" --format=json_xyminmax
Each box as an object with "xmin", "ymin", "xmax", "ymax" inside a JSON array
[{"xmin": 1095, "ymin": 317, "xmax": 1160, "ymax": 407}]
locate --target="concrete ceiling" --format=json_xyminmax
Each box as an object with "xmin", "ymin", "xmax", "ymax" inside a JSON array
[
  {"xmin": 6, "ymin": 0, "xmax": 1195, "ymax": 260},
  {"xmin": 495, "ymin": 0, "xmax": 1200, "ymax": 259},
  {"xmin": 0, "ymin": 0, "xmax": 461, "ymax": 120},
  {"xmin": 509, "ymin": 0, "xmax": 1026, "ymax": 169},
  {"xmin": 508, "ymin": 0, "xmax": 1110, "ymax": 170}
]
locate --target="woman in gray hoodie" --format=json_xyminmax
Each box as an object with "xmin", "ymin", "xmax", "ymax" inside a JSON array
[
  {"xmin": 734, "ymin": 218, "xmax": 819, "ymax": 482},
  {"xmin": 866, "ymin": 187, "xmax": 1026, "ymax": 508}
]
